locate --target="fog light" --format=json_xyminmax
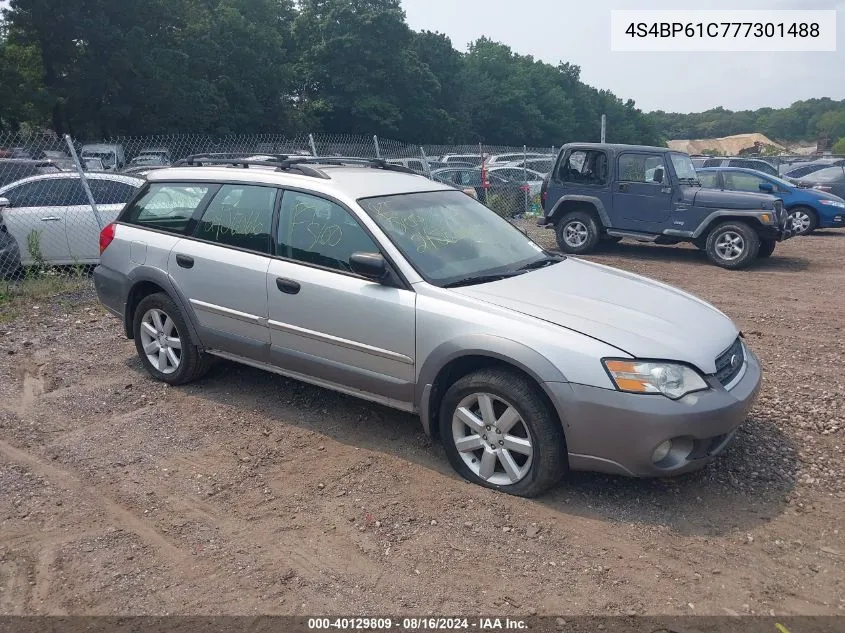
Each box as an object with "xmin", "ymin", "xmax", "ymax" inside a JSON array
[{"xmin": 652, "ymin": 440, "xmax": 672, "ymax": 464}]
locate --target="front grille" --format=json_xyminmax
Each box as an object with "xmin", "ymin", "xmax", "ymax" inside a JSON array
[{"xmin": 715, "ymin": 338, "xmax": 745, "ymax": 387}]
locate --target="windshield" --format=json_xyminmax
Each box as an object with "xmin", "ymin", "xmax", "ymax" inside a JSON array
[
  {"xmin": 766, "ymin": 174, "xmax": 800, "ymax": 189},
  {"xmin": 358, "ymin": 190, "xmax": 548, "ymax": 286},
  {"xmin": 82, "ymin": 151, "xmax": 116, "ymax": 166},
  {"xmin": 670, "ymin": 153, "xmax": 698, "ymax": 180},
  {"xmin": 809, "ymin": 166, "xmax": 845, "ymax": 183}
]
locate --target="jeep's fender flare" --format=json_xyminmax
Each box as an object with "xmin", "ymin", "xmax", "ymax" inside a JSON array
[
  {"xmin": 415, "ymin": 334, "xmax": 568, "ymax": 436},
  {"xmin": 124, "ymin": 266, "xmax": 203, "ymax": 345},
  {"xmin": 547, "ymin": 194, "xmax": 612, "ymax": 228},
  {"xmin": 690, "ymin": 210, "xmax": 768, "ymax": 239}
]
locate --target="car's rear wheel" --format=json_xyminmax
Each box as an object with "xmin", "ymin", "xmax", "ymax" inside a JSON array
[
  {"xmin": 787, "ymin": 206, "xmax": 818, "ymax": 236},
  {"xmin": 705, "ymin": 221, "xmax": 760, "ymax": 269},
  {"xmin": 133, "ymin": 293, "xmax": 212, "ymax": 385},
  {"xmin": 758, "ymin": 239, "xmax": 776, "ymax": 258},
  {"xmin": 555, "ymin": 211, "xmax": 600, "ymax": 254},
  {"xmin": 439, "ymin": 368, "xmax": 567, "ymax": 498}
]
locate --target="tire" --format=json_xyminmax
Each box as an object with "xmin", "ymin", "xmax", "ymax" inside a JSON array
[
  {"xmin": 555, "ymin": 211, "xmax": 600, "ymax": 254},
  {"xmin": 758, "ymin": 239, "xmax": 776, "ymax": 258},
  {"xmin": 705, "ymin": 221, "xmax": 761, "ymax": 270},
  {"xmin": 132, "ymin": 292, "xmax": 212, "ymax": 385},
  {"xmin": 439, "ymin": 367, "xmax": 567, "ymax": 498},
  {"xmin": 787, "ymin": 206, "xmax": 818, "ymax": 236}
]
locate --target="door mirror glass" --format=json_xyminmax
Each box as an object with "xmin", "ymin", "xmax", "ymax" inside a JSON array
[
  {"xmin": 349, "ymin": 252, "xmax": 387, "ymax": 281},
  {"xmin": 758, "ymin": 182, "xmax": 774, "ymax": 193}
]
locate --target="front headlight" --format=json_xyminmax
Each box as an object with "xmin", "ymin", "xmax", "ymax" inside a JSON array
[
  {"xmin": 819, "ymin": 199, "xmax": 845, "ymax": 208},
  {"xmin": 603, "ymin": 359, "xmax": 709, "ymax": 400}
]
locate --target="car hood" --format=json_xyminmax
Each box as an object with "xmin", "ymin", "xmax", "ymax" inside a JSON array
[
  {"xmin": 793, "ymin": 187, "xmax": 845, "ymax": 203},
  {"xmin": 451, "ymin": 258, "xmax": 739, "ymax": 374},
  {"xmin": 683, "ymin": 186, "xmax": 776, "ymax": 209}
]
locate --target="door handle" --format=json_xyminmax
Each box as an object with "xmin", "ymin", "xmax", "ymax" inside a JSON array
[
  {"xmin": 276, "ymin": 278, "xmax": 301, "ymax": 295},
  {"xmin": 618, "ymin": 183, "xmax": 629, "ymax": 193},
  {"xmin": 175, "ymin": 254, "xmax": 194, "ymax": 269},
  {"xmin": 40, "ymin": 216, "xmax": 61, "ymax": 222}
]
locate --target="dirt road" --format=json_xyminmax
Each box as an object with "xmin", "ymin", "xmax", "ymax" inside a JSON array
[{"xmin": 1, "ymin": 228, "xmax": 843, "ymax": 616}]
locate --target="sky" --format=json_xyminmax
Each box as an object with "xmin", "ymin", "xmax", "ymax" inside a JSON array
[{"xmin": 401, "ymin": 0, "xmax": 845, "ymax": 113}]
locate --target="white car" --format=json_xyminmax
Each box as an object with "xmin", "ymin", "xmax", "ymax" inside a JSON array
[{"xmin": 0, "ymin": 172, "xmax": 143, "ymax": 265}]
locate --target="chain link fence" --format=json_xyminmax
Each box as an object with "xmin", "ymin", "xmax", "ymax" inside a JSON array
[
  {"xmin": 0, "ymin": 131, "xmax": 560, "ymax": 286},
  {"xmin": 4, "ymin": 130, "xmax": 842, "ymax": 288}
]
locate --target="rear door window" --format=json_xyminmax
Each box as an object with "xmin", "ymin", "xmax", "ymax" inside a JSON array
[
  {"xmin": 194, "ymin": 184, "xmax": 277, "ymax": 253},
  {"xmin": 88, "ymin": 179, "xmax": 141, "ymax": 205},
  {"xmin": 123, "ymin": 183, "xmax": 216, "ymax": 234}
]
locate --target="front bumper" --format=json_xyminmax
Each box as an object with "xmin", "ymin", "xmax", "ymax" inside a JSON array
[{"xmin": 545, "ymin": 348, "xmax": 762, "ymax": 477}]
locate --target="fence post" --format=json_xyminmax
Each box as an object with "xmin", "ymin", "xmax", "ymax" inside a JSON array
[
  {"xmin": 373, "ymin": 135, "xmax": 381, "ymax": 159},
  {"xmin": 64, "ymin": 134, "xmax": 103, "ymax": 230},
  {"xmin": 308, "ymin": 133, "xmax": 317, "ymax": 157},
  {"xmin": 523, "ymin": 144, "xmax": 529, "ymax": 216},
  {"xmin": 420, "ymin": 146, "xmax": 432, "ymax": 179}
]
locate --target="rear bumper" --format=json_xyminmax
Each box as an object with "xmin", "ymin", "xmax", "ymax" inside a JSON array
[
  {"xmin": 545, "ymin": 347, "xmax": 762, "ymax": 477},
  {"xmin": 93, "ymin": 264, "xmax": 129, "ymax": 323},
  {"xmin": 0, "ymin": 230, "xmax": 21, "ymax": 276}
]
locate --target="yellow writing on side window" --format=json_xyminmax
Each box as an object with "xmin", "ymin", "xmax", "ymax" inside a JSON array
[{"xmin": 204, "ymin": 208, "xmax": 266, "ymax": 239}]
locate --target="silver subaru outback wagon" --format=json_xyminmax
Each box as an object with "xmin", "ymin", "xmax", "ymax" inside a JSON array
[{"xmin": 94, "ymin": 156, "xmax": 762, "ymax": 497}]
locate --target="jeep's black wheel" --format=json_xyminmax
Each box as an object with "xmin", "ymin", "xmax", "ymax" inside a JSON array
[
  {"xmin": 758, "ymin": 239, "xmax": 776, "ymax": 258},
  {"xmin": 705, "ymin": 222, "xmax": 760, "ymax": 270},
  {"xmin": 787, "ymin": 206, "xmax": 818, "ymax": 236},
  {"xmin": 555, "ymin": 211, "xmax": 600, "ymax": 254}
]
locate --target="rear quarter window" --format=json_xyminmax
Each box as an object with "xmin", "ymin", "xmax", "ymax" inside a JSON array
[{"xmin": 122, "ymin": 182, "xmax": 216, "ymax": 234}]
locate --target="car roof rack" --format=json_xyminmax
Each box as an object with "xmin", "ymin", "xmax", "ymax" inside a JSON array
[{"xmin": 172, "ymin": 154, "xmax": 419, "ymax": 179}]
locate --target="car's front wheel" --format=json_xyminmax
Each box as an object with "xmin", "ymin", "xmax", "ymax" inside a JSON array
[
  {"xmin": 555, "ymin": 211, "xmax": 600, "ymax": 254},
  {"xmin": 133, "ymin": 293, "xmax": 212, "ymax": 385},
  {"xmin": 787, "ymin": 206, "xmax": 818, "ymax": 236},
  {"xmin": 439, "ymin": 368, "xmax": 567, "ymax": 497},
  {"xmin": 705, "ymin": 221, "xmax": 760, "ymax": 269}
]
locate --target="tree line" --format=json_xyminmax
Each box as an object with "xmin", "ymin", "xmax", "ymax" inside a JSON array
[
  {"xmin": 0, "ymin": 0, "xmax": 662, "ymax": 146},
  {"xmin": 646, "ymin": 99, "xmax": 845, "ymax": 149}
]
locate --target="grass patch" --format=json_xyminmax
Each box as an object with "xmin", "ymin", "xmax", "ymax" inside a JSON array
[{"xmin": 0, "ymin": 268, "xmax": 93, "ymax": 322}]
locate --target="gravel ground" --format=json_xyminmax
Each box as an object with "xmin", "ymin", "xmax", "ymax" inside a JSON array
[{"xmin": 0, "ymin": 228, "xmax": 843, "ymax": 616}]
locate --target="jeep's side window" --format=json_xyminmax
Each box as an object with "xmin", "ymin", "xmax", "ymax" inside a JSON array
[
  {"xmin": 618, "ymin": 154, "xmax": 667, "ymax": 184},
  {"xmin": 194, "ymin": 184, "xmax": 277, "ymax": 253},
  {"xmin": 276, "ymin": 191, "xmax": 379, "ymax": 273},
  {"xmin": 559, "ymin": 150, "xmax": 608, "ymax": 186},
  {"xmin": 124, "ymin": 183, "xmax": 213, "ymax": 234}
]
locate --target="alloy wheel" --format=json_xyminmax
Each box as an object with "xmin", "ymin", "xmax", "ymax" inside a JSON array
[
  {"xmin": 714, "ymin": 231, "xmax": 745, "ymax": 261},
  {"xmin": 139, "ymin": 308, "xmax": 182, "ymax": 375},
  {"xmin": 563, "ymin": 221, "xmax": 589, "ymax": 248},
  {"xmin": 451, "ymin": 393, "xmax": 534, "ymax": 486}
]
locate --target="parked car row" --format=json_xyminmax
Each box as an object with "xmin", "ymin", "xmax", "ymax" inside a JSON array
[{"xmin": 697, "ymin": 167, "xmax": 845, "ymax": 235}]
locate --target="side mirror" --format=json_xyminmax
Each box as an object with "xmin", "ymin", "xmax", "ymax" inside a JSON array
[
  {"xmin": 0, "ymin": 197, "xmax": 9, "ymax": 209},
  {"xmin": 758, "ymin": 182, "xmax": 774, "ymax": 193},
  {"xmin": 653, "ymin": 168, "xmax": 665, "ymax": 183},
  {"xmin": 350, "ymin": 252, "xmax": 388, "ymax": 281}
]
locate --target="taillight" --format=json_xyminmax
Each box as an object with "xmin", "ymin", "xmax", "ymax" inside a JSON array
[
  {"xmin": 542, "ymin": 191, "xmax": 548, "ymax": 200},
  {"xmin": 99, "ymin": 222, "xmax": 116, "ymax": 254},
  {"xmin": 519, "ymin": 184, "xmax": 530, "ymax": 192}
]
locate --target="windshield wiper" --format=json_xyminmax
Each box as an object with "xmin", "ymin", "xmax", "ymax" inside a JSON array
[
  {"xmin": 518, "ymin": 255, "xmax": 565, "ymax": 271},
  {"xmin": 443, "ymin": 271, "xmax": 526, "ymax": 288}
]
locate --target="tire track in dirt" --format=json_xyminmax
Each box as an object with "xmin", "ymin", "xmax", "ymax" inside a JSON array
[{"xmin": 0, "ymin": 439, "xmax": 192, "ymax": 567}]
